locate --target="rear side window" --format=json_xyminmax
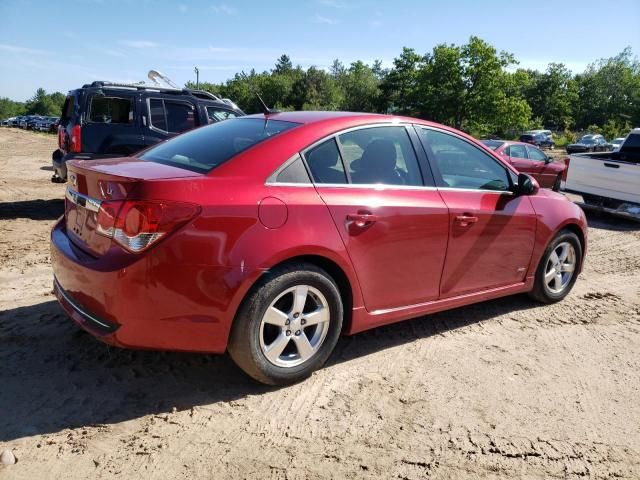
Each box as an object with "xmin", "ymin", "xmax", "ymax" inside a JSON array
[
  {"xmin": 419, "ymin": 128, "xmax": 512, "ymax": 191},
  {"xmin": 88, "ymin": 96, "xmax": 132, "ymax": 123},
  {"xmin": 305, "ymin": 139, "xmax": 347, "ymax": 184},
  {"xmin": 339, "ymin": 127, "xmax": 423, "ymax": 186},
  {"xmin": 60, "ymin": 95, "xmax": 74, "ymax": 123},
  {"xmin": 275, "ymin": 155, "xmax": 311, "ymax": 184},
  {"xmin": 140, "ymin": 118, "xmax": 299, "ymax": 173},
  {"xmin": 149, "ymin": 99, "xmax": 197, "ymax": 134}
]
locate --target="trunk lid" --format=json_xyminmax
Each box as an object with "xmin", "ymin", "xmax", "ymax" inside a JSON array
[{"xmin": 64, "ymin": 157, "xmax": 201, "ymax": 256}]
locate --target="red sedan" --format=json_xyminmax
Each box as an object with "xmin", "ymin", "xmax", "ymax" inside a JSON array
[
  {"xmin": 480, "ymin": 140, "xmax": 567, "ymax": 191},
  {"xmin": 51, "ymin": 112, "xmax": 587, "ymax": 385}
]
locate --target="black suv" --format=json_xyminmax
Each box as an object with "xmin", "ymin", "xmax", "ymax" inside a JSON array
[{"xmin": 52, "ymin": 82, "xmax": 244, "ymax": 182}]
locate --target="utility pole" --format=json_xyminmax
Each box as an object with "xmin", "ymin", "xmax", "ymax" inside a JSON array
[{"xmin": 194, "ymin": 66, "xmax": 199, "ymax": 89}]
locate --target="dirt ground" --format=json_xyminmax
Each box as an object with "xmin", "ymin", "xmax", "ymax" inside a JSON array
[{"xmin": 0, "ymin": 128, "xmax": 639, "ymax": 479}]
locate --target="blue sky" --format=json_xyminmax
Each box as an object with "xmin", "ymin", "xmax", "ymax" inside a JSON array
[{"xmin": 1, "ymin": 0, "xmax": 639, "ymax": 101}]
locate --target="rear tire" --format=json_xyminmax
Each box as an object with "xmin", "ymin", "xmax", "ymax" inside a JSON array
[
  {"xmin": 529, "ymin": 230, "xmax": 582, "ymax": 304},
  {"xmin": 228, "ymin": 263, "xmax": 343, "ymax": 385}
]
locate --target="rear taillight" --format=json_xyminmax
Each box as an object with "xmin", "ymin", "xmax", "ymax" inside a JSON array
[
  {"xmin": 57, "ymin": 125, "xmax": 65, "ymax": 148},
  {"xmin": 96, "ymin": 200, "xmax": 200, "ymax": 253},
  {"xmin": 561, "ymin": 157, "xmax": 570, "ymax": 181},
  {"xmin": 70, "ymin": 125, "xmax": 81, "ymax": 153}
]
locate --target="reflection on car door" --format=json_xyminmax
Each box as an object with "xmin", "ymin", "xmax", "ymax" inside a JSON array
[
  {"xmin": 417, "ymin": 127, "xmax": 537, "ymax": 298},
  {"xmin": 526, "ymin": 146, "xmax": 556, "ymax": 188},
  {"xmin": 304, "ymin": 125, "xmax": 450, "ymax": 312}
]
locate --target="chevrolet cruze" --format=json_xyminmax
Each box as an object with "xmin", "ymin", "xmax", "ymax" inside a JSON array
[{"xmin": 51, "ymin": 112, "xmax": 587, "ymax": 385}]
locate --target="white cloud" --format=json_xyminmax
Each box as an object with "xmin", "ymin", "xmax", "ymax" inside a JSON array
[
  {"xmin": 119, "ymin": 40, "xmax": 160, "ymax": 49},
  {"xmin": 211, "ymin": 3, "xmax": 237, "ymax": 15},
  {"xmin": 315, "ymin": 14, "xmax": 339, "ymax": 25}
]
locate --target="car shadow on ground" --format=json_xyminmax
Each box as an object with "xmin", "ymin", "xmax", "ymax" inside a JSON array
[
  {"xmin": 0, "ymin": 199, "xmax": 64, "ymax": 220},
  {"xmin": 0, "ymin": 293, "xmax": 540, "ymax": 442}
]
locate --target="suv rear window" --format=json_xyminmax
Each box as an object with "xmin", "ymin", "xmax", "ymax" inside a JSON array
[
  {"xmin": 140, "ymin": 118, "xmax": 299, "ymax": 173},
  {"xmin": 89, "ymin": 96, "xmax": 132, "ymax": 123}
]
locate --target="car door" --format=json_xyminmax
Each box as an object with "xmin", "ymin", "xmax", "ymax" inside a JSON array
[
  {"xmin": 526, "ymin": 145, "xmax": 557, "ymax": 188},
  {"xmin": 304, "ymin": 125, "xmax": 450, "ymax": 312},
  {"xmin": 416, "ymin": 127, "xmax": 537, "ymax": 298},
  {"xmin": 505, "ymin": 143, "xmax": 542, "ymax": 177}
]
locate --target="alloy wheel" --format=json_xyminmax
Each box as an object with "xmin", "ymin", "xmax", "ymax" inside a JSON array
[
  {"xmin": 259, "ymin": 285, "xmax": 331, "ymax": 368},
  {"xmin": 544, "ymin": 242, "xmax": 576, "ymax": 294}
]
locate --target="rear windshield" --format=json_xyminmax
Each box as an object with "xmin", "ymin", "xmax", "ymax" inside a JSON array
[
  {"xmin": 139, "ymin": 118, "xmax": 299, "ymax": 173},
  {"xmin": 480, "ymin": 139, "xmax": 505, "ymax": 150}
]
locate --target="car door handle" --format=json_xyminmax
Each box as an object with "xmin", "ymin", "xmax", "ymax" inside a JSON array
[
  {"xmin": 345, "ymin": 212, "xmax": 377, "ymax": 234},
  {"xmin": 454, "ymin": 214, "xmax": 478, "ymax": 227},
  {"xmin": 603, "ymin": 163, "xmax": 619, "ymax": 169}
]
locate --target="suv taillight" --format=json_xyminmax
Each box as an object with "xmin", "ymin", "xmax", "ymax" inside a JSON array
[
  {"xmin": 70, "ymin": 125, "xmax": 81, "ymax": 153},
  {"xmin": 57, "ymin": 125, "xmax": 65, "ymax": 148},
  {"xmin": 96, "ymin": 200, "xmax": 200, "ymax": 253}
]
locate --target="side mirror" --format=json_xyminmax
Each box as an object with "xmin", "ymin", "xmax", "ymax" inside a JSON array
[
  {"xmin": 515, "ymin": 173, "xmax": 538, "ymax": 195},
  {"xmin": 544, "ymin": 156, "xmax": 552, "ymax": 164}
]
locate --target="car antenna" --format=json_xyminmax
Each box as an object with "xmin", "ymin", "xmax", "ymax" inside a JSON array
[
  {"xmin": 240, "ymin": 72, "xmax": 280, "ymax": 115},
  {"xmin": 255, "ymin": 92, "xmax": 280, "ymax": 115}
]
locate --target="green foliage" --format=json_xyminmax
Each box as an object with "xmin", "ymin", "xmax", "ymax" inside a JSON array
[
  {"xmin": 179, "ymin": 39, "xmax": 639, "ymax": 138},
  {"xmin": 0, "ymin": 97, "xmax": 26, "ymax": 118}
]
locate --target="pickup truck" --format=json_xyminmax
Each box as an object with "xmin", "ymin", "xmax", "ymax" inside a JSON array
[{"xmin": 563, "ymin": 129, "xmax": 640, "ymax": 221}]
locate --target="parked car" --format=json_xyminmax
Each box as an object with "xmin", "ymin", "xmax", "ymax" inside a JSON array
[
  {"xmin": 480, "ymin": 140, "xmax": 566, "ymax": 190},
  {"xmin": 566, "ymin": 134, "xmax": 611, "ymax": 154},
  {"xmin": 26, "ymin": 116, "xmax": 45, "ymax": 130},
  {"xmin": 51, "ymin": 111, "xmax": 588, "ymax": 385},
  {"xmin": 563, "ymin": 128, "xmax": 640, "ymax": 220},
  {"xmin": 35, "ymin": 116, "xmax": 59, "ymax": 132},
  {"xmin": 0, "ymin": 118, "xmax": 11, "ymax": 126},
  {"xmin": 9, "ymin": 116, "xmax": 23, "ymax": 127},
  {"xmin": 51, "ymin": 81, "xmax": 245, "ymax": 182},
  {"xmin": 611, "ymin": 137, "xmax": 626, "ymax": 152},
  {"xmin": 519, "ymin": 133, "xmax": 555, "ymax": 149}
]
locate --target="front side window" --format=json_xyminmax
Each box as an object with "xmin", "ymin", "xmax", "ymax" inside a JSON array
[
  {"xmin": 89, "ymin": 96, "xmax": 132, "ymax": 124},
  {"xmin": 419, "ymin": 128, "xmax": 511, "ymax": 191},
  {"xmin": 338, "ymin": 126, "xmax": 422, "ymax": 186},
  {"xmin": 140, "ymin": 118, "xmax": 299, "ymax": 173},
  {"xmin": 507, "ymin": 144, "xmax": 528, "ymax": 159},
  {"xmin": 527, "ymin": 146, "xmax": 547, "ymax": 162},
  {"xmin": 206, "ymin": 107, "xmax": 239, "ymax": 123},
  {"xmin": 305, "ymin": 138, "xmax": 347, "ymax": 184}
]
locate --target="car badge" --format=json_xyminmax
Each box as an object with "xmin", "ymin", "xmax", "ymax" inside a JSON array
[{"xmin": 99, "ymin": 182, "xmax": 113, "ymax": 199}]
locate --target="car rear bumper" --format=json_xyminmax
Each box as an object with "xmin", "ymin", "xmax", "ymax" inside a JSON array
[{"xmin": 50, "ymin": 218, "xmax": 254, "ymax": 353}]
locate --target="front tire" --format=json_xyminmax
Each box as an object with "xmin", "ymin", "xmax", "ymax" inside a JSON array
[
  {"xmin": 228, "ymin": 263, "xmax": 343, "ymax": 385},
  {"xmin": 529, "ymin": 230, "xmax": 582, "ymax": 304}
]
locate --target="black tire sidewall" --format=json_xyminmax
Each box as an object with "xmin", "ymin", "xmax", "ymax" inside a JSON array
[{"xmin": 230, "ymin": 266, "xmax": 343, "ymax": 385}]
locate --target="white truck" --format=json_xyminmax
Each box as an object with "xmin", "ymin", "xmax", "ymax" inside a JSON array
[{"xmin": 563, "ymin": 129, "xmax": 640, "ymax": 221}]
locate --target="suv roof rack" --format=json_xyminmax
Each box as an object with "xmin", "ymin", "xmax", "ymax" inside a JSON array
[{"xmin": 82, "ymin": 81, "xmax": 228, "ymax": 103}]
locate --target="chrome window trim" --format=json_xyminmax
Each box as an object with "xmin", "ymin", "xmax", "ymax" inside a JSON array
[
  {"xmin": 65, "ymin": 187, "xmax": 102, "ymax": 212},
  {"xmin": 275, "ymin": 182, "xmax": 513, "ymax": 195}
]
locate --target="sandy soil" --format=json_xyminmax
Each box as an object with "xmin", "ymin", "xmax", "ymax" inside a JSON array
[{"xmin": 0, "ymin": 128, "xmax": 639, "ymax": 479}]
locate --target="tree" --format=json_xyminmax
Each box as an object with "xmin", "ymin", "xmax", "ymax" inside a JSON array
[
  {"xmin": 379, "ymin": 47, "xmax": 423, "ymax": 114},
  {"xmin": 338, "ymin": 61, "xmax": 380, "ymax": 112}
]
